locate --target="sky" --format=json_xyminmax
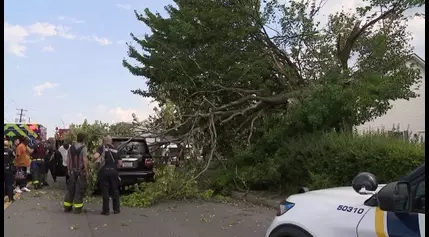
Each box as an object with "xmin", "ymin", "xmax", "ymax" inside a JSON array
[{"xmin": 4, "ymin": 0, "xmax": 425, "ymax": 137}]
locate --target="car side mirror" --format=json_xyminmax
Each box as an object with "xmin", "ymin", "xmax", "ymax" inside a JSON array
[{"xmin": 377, "ymin": 181, "xmax": 411, "ymax": 213}]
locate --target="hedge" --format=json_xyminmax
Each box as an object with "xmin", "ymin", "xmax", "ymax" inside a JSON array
[{"xmin": 213, "ymin": 132, "xmax": 425, "ymax": 194}]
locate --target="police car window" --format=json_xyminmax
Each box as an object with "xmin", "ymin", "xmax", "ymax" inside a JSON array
[{"xmin": 412, "ymin": 179, "xmax": 425, "ymax": 213}]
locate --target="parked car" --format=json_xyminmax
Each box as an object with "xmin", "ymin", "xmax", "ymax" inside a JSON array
[
  {"xmin": 265, "ymin": 163, "xmax": 425, "ymax": 237},
  {"xmin": 112, "ymin": 137, "xmax": 155, "ymax": 187}
]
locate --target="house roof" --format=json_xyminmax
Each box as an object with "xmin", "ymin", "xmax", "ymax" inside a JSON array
[{"xmin": 411, "ymin": 53, "xmax": 425, "ymax": 69}]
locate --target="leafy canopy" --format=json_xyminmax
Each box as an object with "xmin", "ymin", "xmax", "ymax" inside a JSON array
[{"xmin": 124, "ymin": 0, "xmax": 423, "ymax": 139}]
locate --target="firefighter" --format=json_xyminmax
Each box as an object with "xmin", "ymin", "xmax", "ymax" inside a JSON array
[
  {"xmin": 31, "ymin": 137, "xmax": 46, "ymax": 189},
  {"xmin": 63, "ymin": 133, "xmax": 88, "ymax": 213},
  {"xmin": 43, "ymin": 140, "xmax": 56, "ymax": 185},
  {"xmin": 4, "ymin": 140, "xmax": 15, "ymax": 202},
  {"xmin": 93, "ymin": 135, "xmax": 122, "ymax": 215}
]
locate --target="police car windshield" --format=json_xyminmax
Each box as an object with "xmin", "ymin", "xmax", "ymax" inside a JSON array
[{"xmin": 112, "ymin": 140, "xmax": 146, "ymax": 155}]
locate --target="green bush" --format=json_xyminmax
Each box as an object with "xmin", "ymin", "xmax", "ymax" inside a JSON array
[{"xmin": 213, "ymin": 132, "xmax": 425, "ymax": 194}]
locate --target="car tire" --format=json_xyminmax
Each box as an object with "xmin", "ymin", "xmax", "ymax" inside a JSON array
[{"xmin": 269, "ymin": 225, "xmax": 313, "ymax": 237}]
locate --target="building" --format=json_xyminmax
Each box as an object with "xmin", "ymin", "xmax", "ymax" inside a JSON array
[{"xmin": 356, "ymin": 53, "xmax": 425, "ymax": 142}]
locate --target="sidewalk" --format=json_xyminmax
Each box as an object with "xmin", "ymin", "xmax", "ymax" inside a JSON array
[{"xmin": 230, "ymin": 190, "xmax": 285, "ymax": 209}]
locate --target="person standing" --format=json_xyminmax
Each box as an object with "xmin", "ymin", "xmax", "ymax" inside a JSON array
[
  {"xmin": 93, "ymin": 135, "xmax": 122, "ymax": 215},
  {"xmin": 43, "ymin": 140, "xmax": 56, "ymax": 185},
  {"xmin": 63, "ymin": 133, "xmax": 88, "ymax": 213},
  {"xmin": 58, "ymin": 143, "xmax": 70, "ymax": 184},
  {"xmin": 31, "ymin": 137, "xmax": 46, "ymax": 189},
  {"xmin": 14, "ymin": 137, "xmax": 31, "ymax": 193},
  {"xmin": 4, "ymin": 140, "xmax": 15, "ymax": 202}
]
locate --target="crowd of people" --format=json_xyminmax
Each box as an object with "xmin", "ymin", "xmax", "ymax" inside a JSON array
[
  {"xmin": 4, "ymin": 133, "xmax": 123, "ymax": 216},
  {"xmin": 3, "ymin": 135, "xmax": 62, "ymax": 201}
]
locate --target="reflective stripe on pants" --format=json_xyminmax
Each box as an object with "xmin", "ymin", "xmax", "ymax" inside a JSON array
[
  {"xmin": 63, "ymin": 171, "xmax": 86, "ymax": 209},
  {"xmin": 31, "ymin": 160, "xmax": 44, "ymax": 185}
]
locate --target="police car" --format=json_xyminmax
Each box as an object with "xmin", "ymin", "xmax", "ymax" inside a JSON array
[{"xmin": 266, "ymin": 164, "xmax": 425, "ymax": 237}]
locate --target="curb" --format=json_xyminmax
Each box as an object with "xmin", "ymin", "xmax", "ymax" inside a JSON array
[
  {"xmin": 4, "ymin": 181, "xmax": 33, "ymax": 210},
  {"xmin": 230, "ymin": 191, "xmax": 284, "ymax": 209}
]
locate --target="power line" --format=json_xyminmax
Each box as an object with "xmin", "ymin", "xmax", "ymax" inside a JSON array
[
  {"xmin": 4, "ymin": 111, "xmax": 13, "ymax": 122},
  {"xmin": 4, "ymin": 86, "xmax": 20, "ymax": 109}
]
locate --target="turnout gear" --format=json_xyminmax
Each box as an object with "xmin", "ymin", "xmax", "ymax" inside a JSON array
[
  {"xmin": 43, "ymin": 144, "xmax": 55, "ymax": 185},
  {"xmin": 63, "ymin": 144, "xmax": 87, "ymax": 212},
  {"xmin": 100, "ymin": 168, "xmax": 121, "ymax": 214},
  {"xmin": 4, "ymin": 147, "xmax": 15, "ymax": 201},
  {"xmin": 31, "ymin": 143, "xmax": 46, "ymax": 189},
  {"xmin": 97, "ymin": 145, "xmax": 121, "ymax": 214}
]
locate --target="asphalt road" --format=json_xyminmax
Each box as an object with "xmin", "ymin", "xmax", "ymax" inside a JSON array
[{"xmin": 4, "ymin": 177, "xmax": 275, "ymax": 237}]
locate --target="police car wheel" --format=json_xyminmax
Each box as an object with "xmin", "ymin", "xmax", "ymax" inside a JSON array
[{"xmin": 269, "ymin": 225, "xmax": 313, "ymax": 237}]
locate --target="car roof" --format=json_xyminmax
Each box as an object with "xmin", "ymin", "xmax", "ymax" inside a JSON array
[{"xmin": 111, "ymin": 137, "xmax": 147, "ymax": 142}]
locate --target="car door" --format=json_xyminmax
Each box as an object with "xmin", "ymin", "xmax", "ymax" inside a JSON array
[{"xmin": 356, "ymin": 174, "xmax": 425, "ymax": 237}]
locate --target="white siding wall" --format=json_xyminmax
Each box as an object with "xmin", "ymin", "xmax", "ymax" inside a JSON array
[{"xmin": 356, "ymin": 61, "xmax": 425, "ymax": 141}]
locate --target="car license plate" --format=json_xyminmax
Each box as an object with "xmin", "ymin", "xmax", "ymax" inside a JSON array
[{"xmin": 122, "ymin": 162, "xmax": 134, "ymax": 168}]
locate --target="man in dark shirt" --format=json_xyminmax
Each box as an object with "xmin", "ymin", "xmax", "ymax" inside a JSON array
[
  {"xmin": 93, "ymin": 135, "xmax": 122, "ymax": 215},
  {"xmin": 4, "ymin": 140, "xmax": 15, "ymax": 202},
  {"xmin": 43, "ymin": 141, "xmax": 56, "ymax": 185}
]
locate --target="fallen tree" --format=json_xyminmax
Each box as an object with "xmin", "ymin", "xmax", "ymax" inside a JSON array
[{"xmin": 124, "ymin": 0, "xmax": 423, "ymax": 170}]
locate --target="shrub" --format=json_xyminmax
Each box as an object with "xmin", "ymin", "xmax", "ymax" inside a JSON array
[{"xmin": 213, "ymin": 132, "xmax": 425, "ymax": 194}]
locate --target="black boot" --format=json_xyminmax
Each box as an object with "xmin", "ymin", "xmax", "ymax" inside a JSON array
[
  {"xmin": 34, "ymin": 183, "xmax": 40, "ymax": 190},
  {"xmin": 101, "ymin": 211, "xmax": 110, "ymax": 216},
  {"xmin": 74, "ymin": 208, "xmax": 83, "ymax": 214},
  {"xmin": 64, "ymin": 207, "xmax": 72, "ymax": 212}
]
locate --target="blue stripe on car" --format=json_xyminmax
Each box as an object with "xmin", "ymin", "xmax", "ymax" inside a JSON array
[{"xmin": 386, "ymin": 212, "xmax": 420, "ymax": 237}]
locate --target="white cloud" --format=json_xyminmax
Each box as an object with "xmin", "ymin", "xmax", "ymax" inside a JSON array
[
  {"xmin": 58, "ymin": 16, "xmax": 85, "ymax": 24},
  {"xmin": 4, "ymin": 21, "xmax": 77, "ymax": 57},
  {"xmin": 28, "ymin": 22, "xmax": 58, "ymax": 37},
  {"xmin": 27, "ymin": 23, "xmax": 76, "ymax": 39},
  {"xmin": 41, "ymin": 45, "xmax": 55, "ymax": 52},
  {"xmin": 106, "ymin": 98, "xmax": 158, "ymax": 123},
  {"xmin": 80, "ymin": 35, "xmax": 112, "ymax": 46},
  {"xmin": 4, "ymin": 22, "xmax": 29, "ymax": 57},
  {"xmin": 56, "ymin": 26, "xmax": 76, "ymax": 39},
  {"xmin": 92, "ymin": 36, "xmax": 112, "ymax": 46},
  {"xmin": 116, "ymin": 4, "xmax": 132, "ymax": 10},
  {"xmin": 69, "ymin": 98, "xmax": 159, "ymax": 125},
  {"xmin": 4, "ymin": 21, "xmax": 113, "ymax": 57},
  {"xmin": 33, "ymin": 82, "xmax": 59, "ymax": 96}
]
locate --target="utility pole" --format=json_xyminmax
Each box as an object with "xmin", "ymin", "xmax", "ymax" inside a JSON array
[
  {"xmin": 28, "ymin": 117, "xmax": 31, "ymax": 123},
  {"xmin": 16, "ymin": 108, "xmax": 27, "ymax": 123}
]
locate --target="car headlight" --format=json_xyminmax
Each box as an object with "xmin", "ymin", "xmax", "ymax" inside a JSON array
[{"xmin": 277, "ymin": 200, "xmax": 295, "ymax": 216}]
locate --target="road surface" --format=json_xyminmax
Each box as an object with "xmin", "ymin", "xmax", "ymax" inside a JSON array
[{"xmin": 4, "ymin": 177, "xmax": 275, "ymax": 237}]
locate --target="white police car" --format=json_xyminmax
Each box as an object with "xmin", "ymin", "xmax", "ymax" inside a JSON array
[{"xmin": 265, "ymin": 164, "xmax": 425, "ymax": 237}]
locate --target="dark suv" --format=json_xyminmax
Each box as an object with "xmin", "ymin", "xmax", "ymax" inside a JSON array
[{"xmin": 112, "ymin": 137, "xmax": 155, "ymax": 186}]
